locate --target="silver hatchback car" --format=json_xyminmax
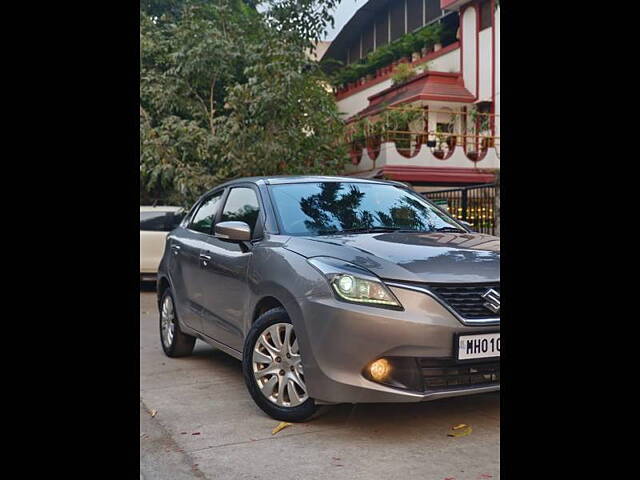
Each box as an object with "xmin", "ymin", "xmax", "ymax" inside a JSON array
[{"xmin": 157, "ymin": 176, "xmax": 500, "ymax": 421}]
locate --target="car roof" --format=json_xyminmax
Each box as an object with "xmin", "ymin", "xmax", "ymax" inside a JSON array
[
  {"xmin": 264, "ymin": 175, "xmax": 393, "ymax": 185},
  {"xmin": 216, "ymin": 175, "xmax": 396, "ymax": 187},
  {"xmin": 193, "ymin": 176, "xmax": 411, "ymax": 205},
  {"xmin": 140, "ymin": 206, "xmax": 184, "ymax": 212}
]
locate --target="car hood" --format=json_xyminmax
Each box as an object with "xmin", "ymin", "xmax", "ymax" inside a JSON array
[{"xmin": 285, "ymin": 232, "xmax": 500, "ymax": 283}]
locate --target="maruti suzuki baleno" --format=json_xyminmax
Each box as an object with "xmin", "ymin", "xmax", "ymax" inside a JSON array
[{"xmin": 157, "ymin": 176, "xmax": 500, "ymax": 421}]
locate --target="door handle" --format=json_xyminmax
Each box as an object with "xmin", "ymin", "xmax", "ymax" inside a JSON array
[
  {"xmin": 199, "ymin": 253, "xmax": 212, "ymax": 267},
  {"xmin": 171, "ymin": 244, "xmax": 181, "ymax": 255}
]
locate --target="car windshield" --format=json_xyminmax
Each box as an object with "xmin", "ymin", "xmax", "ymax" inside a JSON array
[{"xmin": 269, "ymin": 182, "xmax": 465, "ymax": 236}]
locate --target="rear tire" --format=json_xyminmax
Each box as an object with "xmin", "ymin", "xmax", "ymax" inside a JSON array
[
  {"xmin": 242, "ymin": 307, "xmax": 317, "ymax": 422},
  {"xmin": 159, "ymin": 289, "xmax": 196, "ymax": 358}
]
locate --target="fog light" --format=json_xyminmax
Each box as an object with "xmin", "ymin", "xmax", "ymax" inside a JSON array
[{"xmin": 369, "ymin": 358, "xmax": 391, "ymax": 381}]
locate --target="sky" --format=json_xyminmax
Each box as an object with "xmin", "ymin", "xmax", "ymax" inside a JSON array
[{"xmin": 324, "ymin": 0, "xmax": 363, "ymax": 40}]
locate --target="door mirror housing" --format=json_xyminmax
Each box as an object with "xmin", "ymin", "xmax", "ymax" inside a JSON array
[{"xmin": 214, "ymin": 221, "xmax": 251, "ymax": 241}]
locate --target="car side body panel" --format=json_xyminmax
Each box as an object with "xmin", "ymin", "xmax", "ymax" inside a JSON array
[{"xmin": 198, "ymin": 234, "xmax": 251, "ymax": 351}]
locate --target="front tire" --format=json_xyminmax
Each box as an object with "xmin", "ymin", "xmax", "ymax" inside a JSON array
[
  {"xmin": 159, "ymin": 289, "xmax": 195, "ymax": 357},
  {"xmin": 242, "ymin": 308, "xmax": 317, "ymax": 422}
]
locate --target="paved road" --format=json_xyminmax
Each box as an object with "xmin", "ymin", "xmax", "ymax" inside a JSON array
[{"xmin": 140, "ymin": 288, "xmax": 500, "ymax": 480}]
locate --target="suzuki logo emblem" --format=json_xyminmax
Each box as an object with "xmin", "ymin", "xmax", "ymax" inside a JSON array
[{"xmin": 481, "ymin": 288, "xmax": 500, "ymax": 314}]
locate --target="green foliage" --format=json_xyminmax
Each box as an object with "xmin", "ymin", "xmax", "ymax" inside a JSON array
[
  {"xmin": 391, "ymin": 63, "xmax": 417, "ymax": 85},
  {"xmin": 348, "ymin": 108, "xmax": 424, "ymax": 153},
  {"xmin": 381, "ymin": 108, "xmax": 423, "ymax": 133},
  {"xmin": 140, "ymin": 0, "xmax": 187, "ymax": 19},
  {"xmin": 260, "ymin": 0, "xmax": 341, "ymax": 47},
  {"xmin": 211, "ymin": 34, "xmax": 347, "ymax": 181},
  {"xmin": 382, "ymin": 108, "xmax": 424, "ymax": 151},
  {"xmin": 329, "ymin": 22, "xmax": 443, "ymax": 88},
  {"xmin": 469, "ymin": 106, "xmax": 491, "ymax": 132},
  {"xmin": 140, "ymin": 0, "xmax": 346, "ymax": 206}
]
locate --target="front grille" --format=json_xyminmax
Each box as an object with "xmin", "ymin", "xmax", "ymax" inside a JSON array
[
  {"xmin": 428, "ymin": 284, "xmax": 500, "ymax": 319},
  {"xmin": 418, "ymin": 358, "xmax": 500, "ymax": 391}
]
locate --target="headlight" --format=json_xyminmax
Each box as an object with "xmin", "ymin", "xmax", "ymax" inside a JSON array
[
  {"xmin": 331, "ymin": 274, "xmax": 399, "ymax": 306},
  {"xmin": 308, "ymin": 257, "xmax": 403, "ymax": 309}
]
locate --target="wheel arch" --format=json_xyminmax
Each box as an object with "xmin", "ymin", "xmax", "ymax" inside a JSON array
[
  {"xmin": 157, "ymin": 275, "xmax": 171, "ymax": 309},
  {"xmin": 252, "ymin": 296, "xmax": 286, "ymax": 323},
  {"xmin": 246, "ymin": 282, "xmax": 308, "ymax": 354},
  {"xmin": 246, "ymin": 282, "xmax": 306, "ymax": 335}
]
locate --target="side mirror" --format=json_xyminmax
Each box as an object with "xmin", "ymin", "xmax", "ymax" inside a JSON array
[{"xmin": 214, "ymin": 221, "xmax": 251, "ymax": 241}]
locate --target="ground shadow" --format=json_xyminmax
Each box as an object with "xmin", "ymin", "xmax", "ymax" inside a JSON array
[{"xmin": 195, "ymin": 339, "xmax": 499, "ymax": 439}]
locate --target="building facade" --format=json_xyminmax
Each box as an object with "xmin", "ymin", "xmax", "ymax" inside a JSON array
[{"xmin": 323, "ymin": 0, "xmax": 500, "ymax": 192}]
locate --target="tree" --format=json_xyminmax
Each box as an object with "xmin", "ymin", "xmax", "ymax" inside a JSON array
[{"xmin": 140, "ymin": 0, "xmax": 346, "ymax": 206}]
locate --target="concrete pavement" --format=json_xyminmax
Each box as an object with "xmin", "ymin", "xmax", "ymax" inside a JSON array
[{"xmin": 140, "ymin": 288, "xmax": 500, "ymax": 479}]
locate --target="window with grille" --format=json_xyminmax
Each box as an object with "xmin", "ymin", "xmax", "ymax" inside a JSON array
[
  {"xmin": 390, "ymin": 1, "xmax": 405, "ymax": 41},
  {"xmin": 362, "ymin": 25, "xmax": 374, "ymax": 56},
  {"xmin": 425, "ymin": 0, "xmax": 441, "ymax": 23},
  {"xmin": 375, "ymin": 10, "xmax": 389, "ymax": 48},
  {"xmin": 407, "ymin": 0, "xmax": 424, "ymax": 32},
  {"xmin": 348, "ymin": 40, "xmax": 360, "ymax": 64},
  {"xmin": 480, "ymin": 0, "xmax": 493, "ymax": 30}
]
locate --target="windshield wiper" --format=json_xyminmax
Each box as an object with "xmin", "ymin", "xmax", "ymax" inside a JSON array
[
  {"xmin": 434, "ymin": 226, "xmax": 468, "ymax": 233},
  {"xmin": 318, "ymin": 226, "xmax": 404, "ymax": 235},
  {"xmin": 316, "ymin": 226, "xmax": 468, "ymax": 235}
]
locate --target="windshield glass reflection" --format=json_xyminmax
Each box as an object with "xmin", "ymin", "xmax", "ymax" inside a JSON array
[{"xmin": 270, "ymin": 182, "xmax": 462, "ymax": 236}]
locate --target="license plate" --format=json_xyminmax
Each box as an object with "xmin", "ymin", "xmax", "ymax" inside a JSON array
[{"xmin": 457, "ymin": 333, "xmax": 500, "ymax": 360}]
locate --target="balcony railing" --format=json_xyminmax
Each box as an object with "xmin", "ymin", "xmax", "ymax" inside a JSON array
[{"xmin": 346, "ymin": 107, "xmax": 500, "ymax": 161}]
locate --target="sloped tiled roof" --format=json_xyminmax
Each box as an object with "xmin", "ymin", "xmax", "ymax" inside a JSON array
[{"xmin": 351, "ymin": 70, "xmax": 475, "ymax": 120}]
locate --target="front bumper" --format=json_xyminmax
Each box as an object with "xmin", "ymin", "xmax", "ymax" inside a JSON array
[{"xmin": 289, "ymin": 284, "xmax": 500, "ymax": 404}]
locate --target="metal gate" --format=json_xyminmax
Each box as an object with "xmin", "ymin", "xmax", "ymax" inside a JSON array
[{"xmin": 423, "ymin": 184, "xmax": 497, "ymax": 235}]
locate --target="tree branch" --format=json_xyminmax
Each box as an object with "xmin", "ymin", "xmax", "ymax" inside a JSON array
[
  {"xmin": 209, "ymin": 74, "xmax": 218, "ymax": 136},
  {"xmin": 140, "ymin": 105, "xmax": 151, "ymax": 125},
  {"xmin": 183, "ymin": 81, "xmax": 210, "ymax": 125}
]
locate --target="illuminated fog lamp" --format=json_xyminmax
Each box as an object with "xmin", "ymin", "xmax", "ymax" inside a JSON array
[{"xmin": 369, "ymin": 358, "xmax": 392, "ymax": 381}]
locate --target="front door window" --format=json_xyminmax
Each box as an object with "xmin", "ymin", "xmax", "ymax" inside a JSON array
[{"xmin": 220, "ymin": 188, "xmax": 260, "ymax": 234}]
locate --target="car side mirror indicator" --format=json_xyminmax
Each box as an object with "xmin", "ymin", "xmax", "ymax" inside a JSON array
[{"xmin": 215, "ymin": 221, "xmax": 251, "ymax": 241}]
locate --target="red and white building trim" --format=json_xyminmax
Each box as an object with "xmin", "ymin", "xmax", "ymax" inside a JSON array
[{"xmin": 325, "ymin": 0, "xmax": 500, "ymax": 189}]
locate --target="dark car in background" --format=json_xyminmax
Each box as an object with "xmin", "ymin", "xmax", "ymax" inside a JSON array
[{"xmin": 157, "ymin": 176, "xmax": 500, "ymax": 421}]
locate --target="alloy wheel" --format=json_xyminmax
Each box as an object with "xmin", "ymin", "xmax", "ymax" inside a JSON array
[
  {"xmin": 252, "ymin": 323, "xmax": 308, "ymax": 407},
  {"xmin": 160, "ymin": 295, "xmax": 176, "ymax": 348}
]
